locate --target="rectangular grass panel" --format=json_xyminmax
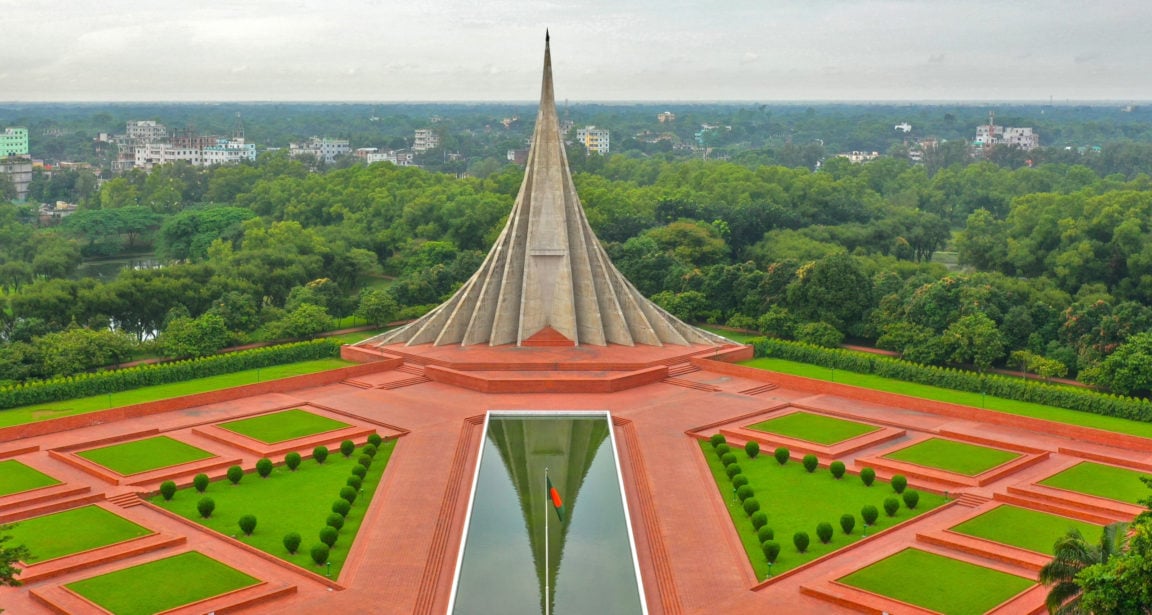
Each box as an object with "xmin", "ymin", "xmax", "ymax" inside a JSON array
[
  {"xmin": 700, "ymin": 441, "xmax": 946, "ymax": 580},
  {"xmin": 948, "ymin": 505, "xmax": 1102, "ymax": 555},
  {"xmin": 1038, "ymin": 461, "xmax": 1151, "ymax": 504},
  {"xmin": 76, "ymin": 436, "xmax": 215, "ymax": 475},
  {"xmin": 218, "ymin": 408, "xmax": 351, "ymax": 444},
  {"xmin": 5, "ymin": 505, "xmax": 152, "ymax": 563},
  {"xmin": 747, "ymin": 411, "xmax": 880, "ymax": 445},
  {"xmin": 151, "ymin": 439, "xmax": 394, "ymax": 579},
  {"xmin": 838, "ymin": 548, "xmax": 1034, "ymax": 615},
  {"xmin": 0, "ymin": 460, "xmax": 60, "ymax": 497},
  {"xmin": 882, "ymin": 437, "xmax": 1020, "ymax": 476},
  {"xmin": 66, "ymin": 551, "xmax": 259, "ymax": 615}
]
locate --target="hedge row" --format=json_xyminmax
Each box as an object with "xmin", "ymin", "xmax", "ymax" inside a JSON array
[
  {"xmin": 751, "ymin": 338, "xmax": 1152, "ymax": 423},
  {"xmin": 0, "ymin": 339, "xmax": 342, "ymax": 410}
]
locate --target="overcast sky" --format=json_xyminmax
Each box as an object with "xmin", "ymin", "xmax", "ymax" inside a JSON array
[{"xmin": 3, "ymin": 0, "xmax": 1149, "ymax": 102}]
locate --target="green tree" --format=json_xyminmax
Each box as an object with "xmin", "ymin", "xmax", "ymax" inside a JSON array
[
  {"xmin": 1039, "ymin": 522, "xmax": 1130, "ymax": 615},
  {"xmin": 785, "ymin": 252, "xmax": 873, "ymax": 332},
  {"xmin": 356, "ymin": 289, "xmax": 399, "ymax": 327},
  {"xmin": 267, "ymin": 303, "xmax": 333, "ymax": 340},
  {"xmin": 942, "ymin": 313, "xmax": 1006, "ymax": 371},
  {"xmin": 1, "ymin": 524, "xmax": 30, "ymax": 588},
  {"xmin": 160, "ymin": 313, "xmax": 231, "ymax": 359},
  {"xmin": 1082, "ymin": 332, "xmax": 1152, "ymax": 395}
]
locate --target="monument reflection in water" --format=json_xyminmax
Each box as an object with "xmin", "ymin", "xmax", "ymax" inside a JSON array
[{"xmin": 449, "ymin": 412, "xmax": 647, "ymax": 614}]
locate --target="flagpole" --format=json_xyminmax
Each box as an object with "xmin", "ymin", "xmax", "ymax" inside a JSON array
[{"xmin": 544, "ymin": 466, "xmax": 550, "ymax": 615}]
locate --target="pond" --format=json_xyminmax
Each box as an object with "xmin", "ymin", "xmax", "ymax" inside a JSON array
[
  {"xmin": 449, "ymin": 412, "xmax": 647, "ymax": 615},
  {"xmin": 73, "ymin": 255, "xmax": 164, "ymax": 281}
]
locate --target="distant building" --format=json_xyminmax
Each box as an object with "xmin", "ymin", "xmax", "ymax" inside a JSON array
[
  {"xmin": 507, "ymin": 149, "xmax": 529, "ymax": 165},
  {"xmin": 366, "ymin": 150, "xmax": 415, "ymax": 166},
  {"xmin": 202, "ymin": 138, "xmax": 257, "ymax": 165},
  {"xmin": 839, "ymin": 150, "xmax": 881, "ymax": 164},
  {"xmin": 39, "ymin": 200, "xmax": 79, "ymax": 224},
  {"xmin": 974, "ymin": 112, "xmax": 1039, "ymax": 151},
  {"xmin": 894, "ymin": 122, "xmax": 912, "ymax": 133},
  {"xmin": 289, "ymin": 137, "xmax": 351, "ymax": 164},
  {"xmin": 575, "ymin": 126, "xmax": 610, "ymax": 155},
  {"xmin": 413, "ymin": 129, "xmax": 440, "ymax": 152},
  {"xmin": 0, "ymin": 157, "xmax": 33, "ymax": 200},
  {"xmin": 125, "ymin": 121, "xmax": 168, "ymax": 142},
  {"xmin": 657, "ymin": 111, "xmax": 676, "ymax": 123},
  {"xmin": 1, "ymin": 127, "xmax": 29, "ymax": 158}
]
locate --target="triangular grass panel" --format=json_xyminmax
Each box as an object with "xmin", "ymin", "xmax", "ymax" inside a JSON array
[
  {"xmin": 838, "ymin": 548, "xmax": 1034, "ymax": 615},
  {"xmin": 0, "ymin": 459, "xmax": 60, "ymax": 497},
  {"xmin": 151, "ymin": 439, "xmax": 394, "ymax": 578}
]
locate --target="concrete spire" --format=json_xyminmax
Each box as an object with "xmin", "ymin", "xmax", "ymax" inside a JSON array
[{"xmin": 368, "ymin": 35, "xmax": 728, "ymax": 347}]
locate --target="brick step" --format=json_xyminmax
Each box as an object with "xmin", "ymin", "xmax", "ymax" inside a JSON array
[
  {"xmin": 0, "ymin": 484, "xmax": 92, "ymax": 513},
  {"xmin": 737, "ymin": 383, "xmax": 779, "ymax": 396},
  {"xmin": 0, "ymin": 492, "xmax": 106, "ymax": 524},
  {"xmin": 953, "ymin": 492, "xmax": 992, "ymax": 508},
  {"xmin": 916, "ymin": 530, "xmax": 1050, "ymax": 572},
  {"xmin": 18, "ymin": 533, "xmax": 187, "ymax": 584},
  {"xmin": 339, "ymin": 379, "xmax": 373, "ymax": 389},
  {"xmin": 106, "ymin": 492, "xmax": 144, "ymax": 508},
  {"xmin": 397, "ymin": 363, "xmax": 426, "ymax": 376},
  {"xmin": 995, "ymin": 488, "xmax": 1136, "ymax": 525},
  {"xmin": 378, "ymin": 376, "xmax": 431, "ymax": 389},
  {"xmin": 661, "ymin": 377, "xmax": 721, "ymax": 392},
  {"xmin": 666, "ymin": 362, "xmax": 700, "ymax": 377}
]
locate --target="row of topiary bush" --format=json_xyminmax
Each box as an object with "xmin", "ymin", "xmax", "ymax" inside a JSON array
[
  {"xmin": 750, "ymin": 337, "xmax": 1152, "ymax": 422},
  {"xmin": 0, "ymin": 338, "xmax": 342, "ymax": 410}
]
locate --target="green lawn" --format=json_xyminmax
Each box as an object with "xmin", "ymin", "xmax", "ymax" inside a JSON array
[
  {"xmin": 151, "ymin": 439, "xmax": 394, "ymax": 578},
  {"xmin": 741, "ymin": 357, "xmax": 1152, "ymax": 440},
  {"xmin": 219, "ymin": 409, "xmax": 351, "ymax": 444},
  {"xmin": 5, "ymin": 505, "xmax": 152, "ymax": 563},
  {"xmin": 0, "ymin": 358, "xmax": 353, "ymax": 429},
  {"xmin": 701, "ymin": 441, "xmax": 946, "ymax": 579},
  {"xmin": 77, "ymin": 436, "xmax": 215, "ymax": 476},
  {"xmin": 0, "ymin": 460, "xmax": 60, "ymax": 497},
  {"xmin": 838, "ymin": 548, "xmax": 1034, "ymax": 615},
  {"xmin": 747, "ymin": 412, "xmax": 880, "ymax": 445},
  {"xmin": 66, "ymin": 551, "xmax": 260, "ymax": 615},
  {"xmin": 701, "ymin": 326, "xmax": 758, "ymax": 344},
  {"xmin": 1038, "ymin": 461, "xmax": 1152, "ymax": 504},
  {"xmin": 325, "ymin": 328, "xmax": 388, "ymax": 345},
  {"xmin": 949, "ymin": 505, "xmax": 1102, "ymax": 555},
  {"xmin": 882, "ymin": 438, "xmax": 1021, "ymax": 476}
]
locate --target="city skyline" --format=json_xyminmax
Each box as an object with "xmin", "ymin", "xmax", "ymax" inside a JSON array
[{"xmin": 2, "ymin": 0, "xmax": 1150, "ymax": 103}]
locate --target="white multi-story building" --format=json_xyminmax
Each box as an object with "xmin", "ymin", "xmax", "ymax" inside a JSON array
[
  {"xmin": 202, "ymin": 138, "xmax": 257, "ymax": 165},
  {"xmin": 0, "ymin": 158, "xmax": 33, "ymax": 200},
  {"xmin": 575, "ymin": 126, "xmax": 610, "ymax": 155},
  {"xmin": 413, "ymin": 129, "xmax": 440, "ymax": 152},
  {"xmin": 126, "ymin": 121, "xmax": 168, "ymax": 142},
  {"xmin": 366, "ymin": 150, "xmax": 415, "ymax": 166},
  {"xmin": 1, "ymin": 127, "xmax": 29, "ymax": 158},
  {"xmin": 290, "ymin": 137, "xmax": 351, "ymax": 164},
  {"xmin": 974, "ymin": 113, "xmax": 1039, "ymax": 151},
  {"xmin": 134, "ymin": 143, "xmax": 203, "ymax": 170}
]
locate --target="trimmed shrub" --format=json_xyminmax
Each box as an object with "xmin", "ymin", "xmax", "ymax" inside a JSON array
[
  {"xmin": 715, "ymin": 443, "xmax": 731, "ymax": 457},
  {"xmin": 709, "ymin": 434, "xmax": 726, "ymax": 447},
  {"xmin": 829, "ymin": 461, "xmax": 846, "ymax": 479},
  {"xmin": 227, "ymin": 465, "xmax": 244, "ymax": 485},
  {"xmin": 891, "ymin": 474, "xmax": 907, "ymax": 494},
  {"xmin": 319, "ymin": 526, "xmax": 338, "ymax": 547},
  {"xmin": 742, "ymin": 498, "xmax": 760, "ymax": 516},
  {"xmin": 197, "ymin": 497, "xmax": 215, "ymax": 519},
  {"xmin": 347, "ymin": 475, "xmax": 363, "ymax": 490},
  {"xmin": 750, "ymin": 511, "xmax": 768, "ymax": 530},
  {"xmin": 326, "ymin": 513, "xmax": 345, "ymax": 530},
  {"xmin": 351, "ymin": 464, "xmax": 368, "ymax": 479},
  {"xmin": 731, "ymin": 474, "xmax": 749, "ymax": 489},
  {"xmin": 861, "ymin": 504, "xmax": 879, "ymax": 526},
  {"xmin": 757, "ymin": 526, "xmax": 775, "ymax": 543},
  {"xmin": 883, "ymin": 497, "xmax": 900, "ymax": 517},
  {"xmin": 816, "ymin": 522, "xmax": 834, "ymax": 544},
  {"xmin": 159, "ymin": 480, "xmax": 176, "ymax": 501},
  {"xmin": 762, "ymin": 540, "xmax": 781, "ymax": 563},
  {"xmin": 725, "ymin": 463, "xmax": 743, "ymax": 478},
  {"xmin": 802, "ymin": 454, "xmax": 818, "ymax": 473},
  {"xmin": 283, "ymin": 532, "xmax": 301, "ymax": 554},
  {"xmin": 793, "ymin": 531, "xmax": 810, "ymax": 553},
  {"xmin": 357, "ymin": 454, "xmax": 372, "ymax": 469},
  {"xmin": 367, "ymin": 433, "xmax": 383, "ymax": 447},
  {"xmin": 339, "ymin": 486, "xmax": 358, "ymax": 504},
  {"xmin": 362, "ymin": 444, "xmax": 378, "ymax": 458},
  {"xmin": 903, "ymin": 490, "xmax": 920, "ymax": 509},
  {"xmin": 340, "ymin": 440, "xmax": 355, "ymax": 457},
  {"xmin": 840, "ymin": 514, "xmax": 856, "ymax": 535},
  {"xmin": 736, "ymin": 485, "xmax": 755, "ymax": 501},
  {"xmin": 256, "ymin": 458, "xmax": 273, "ymax": 478},
  {"xmin": 313, "ymin": 446, "xmax": 329, "ymax": 464},
  {"xmin": 285, "ymin": 452, "xmax": 302, "ymax": 471},
  {"xmin": 310, "ymin": 543, "xmax": 329, "ymax": 566},
  {"xmin": 860, "ymin": 467, "xmax": 876, "ymax": 487},
  {"xmin": 193, "ymin": 473, "xmax": 209, "ymax": 493},
  {"xmin": 238, "ymin": 514, "xmax": 257, "ymax": 536},
  {"xmin": 745, "ymin": 441, "xmax": 760, "ymax": 459},
  {"xmin": 774, "ymin": 447, "xmax": 790, "ymax": 465},
  {"xmin": 332, "ymin": 499, "xmax": 351, "ymax": 517},
  {"xmin": 720, "ymin": 452, "xmax": 738, "ymax": 467}
]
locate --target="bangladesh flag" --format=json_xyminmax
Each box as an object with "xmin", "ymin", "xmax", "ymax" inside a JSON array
[{"xmin": 547, "ymin": 475, "xmax": 565, "ymax": 523}]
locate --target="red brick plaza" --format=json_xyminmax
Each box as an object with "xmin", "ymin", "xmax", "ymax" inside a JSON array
[{"xmin": 1, "ymin": 339, "xmax": 1149, "ymax": 614}]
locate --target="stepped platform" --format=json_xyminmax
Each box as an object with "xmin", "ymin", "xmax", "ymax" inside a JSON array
[
  {"xmin": 854, "ymin": 434, "xmax": 1050, "ymax": 489},
  {"xmin": 996, "ymin": 483, "xmax": 1144, "ymax": 524},
  {"xmin": 17, "ymin": 532, "xmax": 186, "ymax": 584},
  {"xmin": 30, "ymin": 578, "xmax": 296, "ymax": 615}
]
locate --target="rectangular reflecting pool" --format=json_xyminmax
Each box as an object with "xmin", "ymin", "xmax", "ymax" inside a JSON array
[{"xmin": 448, "ymin": 411, "xmax": 647, "ymax": 615}]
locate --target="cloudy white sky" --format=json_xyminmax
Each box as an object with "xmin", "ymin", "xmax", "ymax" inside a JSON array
[{"xmin": 2, "ymin": 0, "xmax": 1149, "ymax": 102}]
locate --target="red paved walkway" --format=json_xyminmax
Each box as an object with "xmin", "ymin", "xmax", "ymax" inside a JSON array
[{"xmin": 1, "ymin": 342, "xmax": 1149, "ymax": 614}]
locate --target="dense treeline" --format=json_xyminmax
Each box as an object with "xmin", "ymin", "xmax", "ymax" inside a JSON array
[{"xmin": 4, "ymin": 145, "xmax": 1152, "ymax": 398}]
